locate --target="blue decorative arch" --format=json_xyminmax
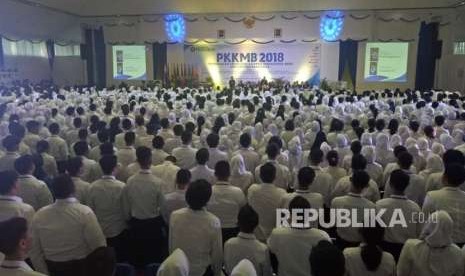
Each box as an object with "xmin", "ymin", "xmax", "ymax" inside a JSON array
[
  {"xmin": 320, "ymin": 11, "xmax": 344, "ymax": 41},
  {"xmin": 165, "ymin": 14, "xmax": 186, "ymax": 43}
]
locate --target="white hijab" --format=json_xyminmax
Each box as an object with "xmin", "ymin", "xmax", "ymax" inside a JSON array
[
  {"xmin": 231, "ymin": 154, "xmax": 247, "ymax": 176},
  {"xmin": 361, "ymin": 132, "xmax": 373, "ymax": 146},
  {"xmin": 231, "ymin": 259, "xmax": 257, "ymax": 276},
  {"xmin": 254, "ymin": 123, "xmax": 264, "ymax": 141},
  {"xmin": 389, "ymin": 134, "xmax": 403, "ymax": 148},
  {"xmin": 156, "ymin": 249, "xmax": 189, "ymax": 276},
  {"xmin": 439, "ymin": 133, "xmax": 455, "ymax": 150},
  {"xmin": 423, "ymin": 154, "xmax": 444, "ymax": 174},
  {"xmin": 362, "ymin": 146, "xmax": 376, "ymax": 164},
  {"xmin": 288, "ymin": 136, "xmax": 303, "ymax": 169},
  {"xmin": 431, "ymin": 142, "xmax": 445, "ymax": 157},
  {"xmin": 375, "ymin": 133, "xmax": 390, "ymax": 151}
]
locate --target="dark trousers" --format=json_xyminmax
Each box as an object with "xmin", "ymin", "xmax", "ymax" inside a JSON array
[
  {"xmin": 46, "ymin": 259, "xmax": 86, "ymax": 276},
  {"xmin": 107, "ymin": 230, "xmax": 128, "ymax": 263},
  {"xmin": 222, "ymin": 227, "xmax": 240, "ymax": 244},
  {"xmin": 381, "ymin": 241, "xmax": 404, "ymax": 262},
  {"xmin": 128, "ymin": 216, "xmax": 167, "ymax": 268}
]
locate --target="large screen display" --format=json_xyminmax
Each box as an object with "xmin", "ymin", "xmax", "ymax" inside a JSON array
[
  {"xmin": 112, "ymin": 45, "xmax": 147, "ymax": 80},
  {"xmin": 364, "ymin": 42, "xmax": 409, "ymax": 82}
]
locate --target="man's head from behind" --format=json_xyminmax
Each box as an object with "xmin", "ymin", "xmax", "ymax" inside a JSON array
[
  {"xmin": 237, "ymin": 205, "xmax": 259, "ymax": 234},
  {"xmin": 297, "ymin": 167, "xmax": 316, "ymax": 190},
  {"xmin": 0, "ymin": 170, "xmax": 19, "ymax": 196},
  {"xmin": 185, "ymin": 179, "xmax": 212, "ymax": 210},
  {"xmin": 389, "ymin": 169, "xmax": 410, "ymax": 195},
  {"xmin": 443, "ymin": 163, "xmax": 465, "ymax": 187},
  {"xmin": 0, "ymin": 217, "xmax": 31, "ymax": 260},
  {"xmin": 52, "ymin": 174, "xmax": 75, "ymax": 199},
  {"xmin": 310, "ymin": 240, "xmax": 345, "ymax": 276}
]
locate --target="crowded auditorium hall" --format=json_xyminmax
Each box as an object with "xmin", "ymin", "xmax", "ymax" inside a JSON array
[{"xmin": 1, "ymin": 0, "xmax": 465, "ymax": 276}]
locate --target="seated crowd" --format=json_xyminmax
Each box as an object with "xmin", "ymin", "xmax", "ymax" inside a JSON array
[{"xmin": 1, "ymin": 82, "xmax": 465, "ymax": 276}]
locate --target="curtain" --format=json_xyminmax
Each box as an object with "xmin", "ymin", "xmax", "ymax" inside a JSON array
[
  {"xmin": 46, "ymin": 39, "xmax": 55, "ymax": 71},
  {"xmin": 0, "ymin": 36, "xmax": 4, "ymax": 68},
  {"xmin": 415, "ymin": 22, "xmax": 439, "ymax": 91},
  {"xmin": 338, "ymin": 40, "xmax": 358, "ymax": 91},
  {"xmin": 93, "ymin": 27, "xmax": 107, "ymax": 89},
  {"xmin": 152, "ymin": 42, "xmax": 167, "ymax": 82},
  {"xmin": 84, "ymin": 28, "xmax": 95, "ymax": 86}
]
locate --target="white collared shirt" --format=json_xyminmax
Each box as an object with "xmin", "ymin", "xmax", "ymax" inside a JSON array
[
  {"xmin": 152, "ymin": 149, "xmax": 169, "ymax": 166},
  {"xmin": 161, "ymin": 189, "xmax": 187, "ymax": 223},
  {"xmin": 331, "ymin": 193, "xmax": 376, "ymax": 242},
  {"xmin": 79, "ymin": 156, "xmax": 101, "ymax": 183},
  {"xmin": 376, "ymin": 195, "xmax": 422, "ymax": 243},
  {"xmin": 384, "ymin": 171, "xmax": 426, "ymax": 206},
  {"xmin": 305, "ymin": 166, "xmax": 335, "ymax": 206},
  {"xmin": 247, "ymin": 183, "xmax": 287, "ymax": 241},
  {"xmin": 0, "ymin": 152, "xmax": 20, "ymax": 171},
  {"xmin": 344, "ymin": 246, "xmax": 396, "ymax": 276},
  {"xmin": 267, "ymin": 227, "xmax": 331, "ymax": 276},
  {"xmin": 280, "ymin": 190, "xmax": 324, "ymax": 210},
  {"xmin": 207, "ymin": 148, "xmax": 229, "ymax": 169},
  {"xmin": 169, "ymin": 208, "xmax": 223, "ymax": 276},
  {"xmin": 71, "ymin": 177, "xmax": 90, "ymax": 205},
  {"xmin": 88, "ymin": 176, "xmax": 127, "ymax": 238},
  {"xmin": 255, "ymin": 161, "xmax": 291, "ymax": 190},
  {"xmin": 46, "ymin": 135, "xmax": 68, "ymax": 161},
  {"xmin": 153, "ymin": 161, "xmax": 181, "ymax": 195},
  {"xmin": 0, "ymin": 195, "xmax": 35, "ymax": 225},
  {"xmin": 207, "ymin": 182, "xmax": 246, "ymax": 228},
  {"xmin": 331, "ymin": 175, "xmax": 380, "ymax": 204},
  {"xmin": 0, "ymin": 260, "xmax": 46, "ymax": 276},
  {"xmin": 224, "ymin": 232, "xmax": 272, "ymax": 276},
  {"xmin": 172, "ymin": 145, "xmax": 197, "ymax": 169},
  {"xmin": 30, "ymin": 198, "xmax": 106, "ymax": 274},
  {"xmin": 40, "ymin": 153, "xmax": 58, "ymax": 178},
  {"xmin": 233, "ymin": 148, "xmax": 260, "ymax": 173},
  {"xmin": 123, "ymin": 170, "xmax": 165, "ymax": 220},
  {"xmin": 16, "ymin": 175, "xmax": 53, "ymax": 211},
  {"xmin": 116, "ymin": 146, "xmax": 137, "ymax": 166},
  {"xmin": 190, "ymin": 165, "xmax": 216, "ymax": 185},
  {"xmin": 423, "ymin": 187, "xmax": 465, "ymax": 243}
]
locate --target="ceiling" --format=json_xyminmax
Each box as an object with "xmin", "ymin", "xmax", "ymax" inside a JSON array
[{"xmin": 15, "ymin": 0, "xmax": 465, "ymax": 17}]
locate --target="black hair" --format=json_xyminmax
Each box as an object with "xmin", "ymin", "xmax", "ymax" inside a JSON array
[
  {"xmin": 0, "ymin": 170, "xmax": 18, "ymax": 195},
  {"xmin": 181, "ymin": 131, "xmax": 193, "ymax": 145},
  {"xmin": 73, "ymin": 141, "xmax": 89, "ymax": 156},
  {"xmin": 297, "ymin": 167, "xmax": 316, "ymax": 189},
  {"xmin": 214, "ymin": 160, "xmax": 230, "ymax": 180},
  {"xmin": 67, "ymin": 157, "xmax": 83, "ymax": 177},
  {"xmin": 136, "ymin": 146, "xmax": 152, "ymax": 168},
  {"xmin": 351, "ymin": 154, "xmax": 367, "ymax": 171},
  {"xmin": 389, "ymin": 169, "xmax": 410, "ymax": 193},
  {"xmin": 351, "ymin": 170, "xmax": 370, "ymax": 191},
  {"xmin": 310, "ymin": 240, "xmax": 345, "ymax": 276},
  {"xmin": 350, "ymin": 141, "xmax": 362, "ymax": 155},
  {"xmin": 326, "ymin": 150, "xmax": 339, "ymax": 167},
  {"xmin": 0, "ymin": 217, "xmax": 28, "ymax": 256},
  {"xmin": 186, "ymin": 179, "xmax": 212, "ymax": 210},
  {"xmin": 52, "ymin": 174, "xmax": 75, "ymax": 199},
  {"xmin": 99, "ymin": 155, "xmax": 118, "ymax": 175},
  {"xmin": 266, "ymin": 143, "xmax": 280, "ymax": 160},
  {"xmin": 237, "ymin": 205, "xmax": 259, "ymax": 233},
  {"xmin": 2, "ymin": 135, "xmax": 20, "ymax": 151},
  {"xmin": 239, "ymin": 133, "xmax": 252, "ymax": 148},
  {"xmin": 206, "ymin": 133, "xmax": 220, "ymax": 148},
  {"xmin": 195, "ymin": 148, "xmax": 209, "ymax": 165},
  {"xmin": 444, "ymin": 163, "xmax": 465, "ymax": 187},
  {"xmin": 152, "ymin": 136, "xmax": 165, "ymax": 149},
  {"xmin": 397, "ymin": 152, "xmax": 413, "ymax": 170},
  {"xmin": 14, "ymin": 155, "xmax": 34, "ymax": 175},
  {"xmin": 260, "ymin": 162, "xmax": 276, "ymax": 183},
  {"xmin": 360, "ymin": 223, "xmax": 385, "ymax": 271},
  {"xmin": 176, "ymin": 169, "xmax": 191, "ymax": 186},
  {"xmin": 124, "ymin": 132, "xmax": 136, "ymax": 146},
  {"xmin": 443, "ymin": 150, "xmax": 465, "ymax": 166}
]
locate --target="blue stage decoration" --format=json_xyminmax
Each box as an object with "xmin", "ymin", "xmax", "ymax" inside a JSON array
[
  {"xmin": 320, "ymin": 11, "xmax": 344, "ymax": 41},
  {"xmin": 165, "ymin": 14, "xmax": 186, "ymax": 43}
]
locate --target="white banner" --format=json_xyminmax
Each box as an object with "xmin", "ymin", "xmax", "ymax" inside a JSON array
[{"xmin": 183, "ymin": 43, "xmax": 321, "ymax": 86}]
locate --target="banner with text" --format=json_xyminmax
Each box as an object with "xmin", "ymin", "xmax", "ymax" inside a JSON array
[{"xmin": 183, "ymin": 43, "xmax": 321, "ymax": 86}]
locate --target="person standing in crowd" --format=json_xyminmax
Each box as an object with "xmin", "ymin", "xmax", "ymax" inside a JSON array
[
  {"xmin": 0, "ymin": 171, "xmax": 35, "ymax": 224},
  {"xmin": 161, "ymin": 169, "xmax": 191, "ymax": 223}
]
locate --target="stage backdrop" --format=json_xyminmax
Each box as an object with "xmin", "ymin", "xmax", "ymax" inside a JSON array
[{"xmin": 183, "ymin": 42, "xmax": 321, "ymax": 86}]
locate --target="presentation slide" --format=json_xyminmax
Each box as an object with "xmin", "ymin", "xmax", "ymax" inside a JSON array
[
  {"xmin": 112, "ymin": 45, "xmax": 147, "ymax": 80},
  {"xmin": 364, "ymin": 42, "xmax": 409, "ymax": 82}
]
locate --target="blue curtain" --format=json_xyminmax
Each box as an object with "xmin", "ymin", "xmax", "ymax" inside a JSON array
[
  {"xmin": 93, "ymin": 27, "xmax": 106, "ymax": 89},
  {"xmin": 46, "ymin": 39, "xmax": 55, "ymax": 71},
  {"xmin": 338, "ymin": 40, "xmax": 358, "ymax": 90},
  {"xmin": 0, "ymin": 36, "xmax": 4, "ymax": 69},
  {"xmin": 415, "ymin": 22, "xmax": 439, "ymax": 91},
  {"xmin": 152, "ymin": 42, "xmax": 167, "ymax": 83},
  {"xmin": 84, "ymin": 28, "xmax": 95, "ymax": 86}
]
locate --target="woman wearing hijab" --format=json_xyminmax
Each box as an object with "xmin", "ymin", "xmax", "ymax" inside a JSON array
[
  {"xmin": 439, "ymin": 133, "xmax": 455, "ymax": 150},
  {"xmin": 229, "ymin": 154, "xmax": 254, "ymax": 193},
  {"xmin": 407, "ymin": 144, "xmax": 426, "ymax": 172},
  {"xmin": 156, "ymin": 249, "xmax": 189, "ymax": 276},
  {"xmin": 344, "ymin": 224, "xmax": 396, "ymax": 276},
  {"xmin": 375, "ymin": 133, "xmax": 395, "ymax": 168},
  {"xmin": 335, "ymin": 134, "xmax": 351, "ymax": 167},
  {"xmin": 397, "ymin": 210, "xmax": 464, "ymax": 276},
  {"xmin": 431, "ymin": 142, "xmax": 445, "ymax": 157},
  {"xmin": 418, "ymin": 154, "xmax": 444, "ymax": 180},
  {"xmin": 417, "ymin": 138, "xmax": 431, "ymax": 159},
  {"xmin": 231, "ymin": 259, "xmax": 257, "ymax": 276},
  {"xmin": 362, "ymin": 146, "xmax": 384, "ymax": 188},
  {"xmin": 288, "ymin": 136, "xmax": 304, "ymax": 172}
]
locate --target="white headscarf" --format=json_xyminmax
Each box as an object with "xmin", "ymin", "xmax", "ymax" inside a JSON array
[
  {"xmin": 418, "ymin": 137, "xmax": 431, "ymax": 157},
  {"xmin": 156, "ymin": 249, "xmax": 189, "ymax": 276},
  {"xmin": 375, "ymin": 133, "xmax": 390, "ymax": 151},
  {"xmin": 362, "ymin": 146, "xmax": 376, "ymax": 164},
  {"xmin": 288, "ymin": 136, "xmax": 303, "ymax": 169},
  {"xmin": 422, "ymin": 154, "xmax": 444, "ymax": 174},
  {"xmin": 231, "ymin": 259, "xmax": 257, "ymax": 276},
  {"xmin": 231, "ymin": 154, "xmax": 247, "ymax": 176},
  {"xmin": 418, "ymin": 211, "xmax": 454, "ymax": 274},
  {"xmin": 452, "ymin": 129, "xmax": 464, "ymax": 145},
  {"xmin": 390, "ymin": 134, "xmax": 403, "ymax": 148},
  {"xmin": 361, "ymin": 132, "xmax": 373, "ymax": 146},
  {"xmin": 254, "ymin": 123, "xmax": 264, "ymax": 141},
  {"xmin": 336, "ymin": 134, "xmax": 348, "ymax": 148},
  {"xmin": 267, "ymin": 124, "xmax": 279, "ymax": 136},
  {"xmin": 431, "ymin": 142, "xmax": 445, "ymax": 157},
  {"xmin": 439, "ymin": 133, "xmax": 455, "ymax": 150}
]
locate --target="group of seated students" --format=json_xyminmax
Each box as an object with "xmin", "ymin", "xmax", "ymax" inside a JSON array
[{"xmin": 1, "ymin": 81, "xmax": 465, "ymax": 276}]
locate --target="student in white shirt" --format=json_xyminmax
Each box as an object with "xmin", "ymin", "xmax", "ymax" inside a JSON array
[
  {"xmin": 73, "ymin": 141, "xmax": 101, "ymax": 183},
  {"xmin": 425, "ymin": 149, "xmax": 463, "ymax": 192},
  {"xmin": 376, "ymin": 169, "xmax": 422, "ymax": 261},
  {"xmin": 46, "ymin": 123, "xmax": 68, "ymax": 173},
  {"xmin": 306, "ymin": 148, "xmax": 335, "ymax": 206},
  {"xmin": 231, "ymin": 259, "xmax": 258, "ymax": 276},
  {"xmin": 14, "ymin": 155, "xmax": 53, "ymax": 211},
  {"xmin": 206, "ymin": 133, "xmax": 229, "ymax": 169},
  {"xmin": 268, "ymin": 196, "xmax": 331, "ymax": 276},
  {"xmin": 36, "ymin": 140, "xmax": 58, "ymax": 178},
  {"xmin": 344, "ymin": 224, "xmax": 396, "ymax": 276},
  {"xmin": 169, "ymin": 179, "xmax": 223, "ymax": 276},
  {"xmin": 172, "ymin": 131, "xmax": 197, "ymax": 170},
  {"xmin": 24, "ymin": 120, "xmax": 41, "ymax": 153},
  {"xmin": 152, "ymin": 136, "xmax": 169, "ymax": 166},
  {"xmin": 88, "ymin": 155, "xmax": 128, "ymax": 263},
  {"xmin": 229, "ymin": 154, "xmax": 254, "ymax": 192},
  {"xmin": 190, "ymin": 148, "xmax": 216, "ymax": 184},
  {"xmin": 152, "ymin": 156, "xmax": 181, "ymax": 195},
  {"xmin": 0, "ymin": 135, "xmax": 21, "ymax": 172},
  {"xmin": 234, "ymin": 133, "xmax": 260, "ymax": 173},
  {"xmin": 323, "ymin": 150, "xmax": 347, "ymax": 184},
  {"xmin": 161, "ymin": 169, "xmax": 191, "ymax": 223},
  {"xmin": 309, "ymin": 240, "xmax": 345, "ymax": 276},
  {"xmin": 66, "ymin": 157, "xmax": 91, "ymax": 205},
  {"xmin": 331, "ymin": 170, "xmax": 376, "ymax": 249},
  {"xmin": 397, "ymin": 210, "xmax": 464, "ymax": 276},
  {"xmin": 158, "ymin": 118, "xmax": 175, "ymax": 142},
  {"xmin": 165, "ymin": 124, "xmax": 184, "ymax": 154},
  {"xmin": 384, "ymin": 152, "xmax": 426, "ymax": 206},
  {"xmin": 0, "ymin": 217, "xmax": 46, "ymax": 276},
  {"xmin": 31, "ymin": 174, "xmax": 107, "ymax": 275},
  {"xmin": 123, "ymin": 146, "xmax": 166, "ymax": 266},
  {"xmin": 116, "ymin": 132, "xmax": 137, "ymax": 166},
  {"xmin": 248, "ymin": 162, "xmax": 287, "ymax": 241},
  {"xmin": 255, "ymin": 143, "xmax": 291, "ymax": 190},
  {"xmin": 208, "ymin": 160, "xmax": 246, "ymax": 243},
  {"xmin": 224, "ymin": 205, "xmax": 272, "ymax": 276},
  {"xmin": 114, "ymin": 119, "xmax": 133, "ymax": 149},
  {"xmin": 0, "ymin": 171, "xmax": 35, "ymax": 224},
  {"xmin": 156, "ymin": 248, "xmax": 189, "ymax": 276},
  {"xmin": 422, "ymin": 163, "xmax": 465, "ymax": 246}
]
